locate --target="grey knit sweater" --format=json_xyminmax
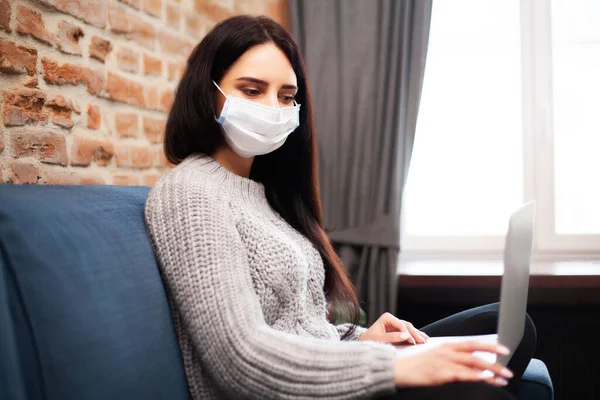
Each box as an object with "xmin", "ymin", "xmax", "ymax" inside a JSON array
[{"xmin": 144, "ymin": 154, "xmax": 398, "ymax": 399}]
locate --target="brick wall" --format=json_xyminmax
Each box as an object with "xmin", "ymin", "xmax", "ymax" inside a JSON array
[{"xmin": 0, "ymin": 0, "xmax": 289, "ymax": 186}]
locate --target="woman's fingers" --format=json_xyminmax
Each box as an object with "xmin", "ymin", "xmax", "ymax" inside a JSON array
[
  {"xmin": 483, "ymin": 376, "xmax": 510, "ymax": 386},
  {"xmin": 450, "ymin": 352, "xmax": 514, "ymax": 380},
  {"xmin": 382, "ymin": 314, "xmax": 416, "ymax": 344},
  {"xmin": 404, "ymin": 321, "xmax": 427, "ymax": 344},
  {"xmin": 447, "ymin": 341, "xmax": 511, "ymax": 356},
  {"xmin": 383, "ymin": 314, "xmax": 425, "ymax": 344},
  {"xmin": 377, "ymin": 331, "xmax": 414, "ymax": 344}
]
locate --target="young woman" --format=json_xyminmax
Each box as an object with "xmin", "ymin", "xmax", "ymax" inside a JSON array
[{"xmin": 144, "ymin": 15, "xmax": 536, "ymax": 400}]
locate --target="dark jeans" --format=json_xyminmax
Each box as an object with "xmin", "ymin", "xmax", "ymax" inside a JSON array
[{"xmin": 375, "ymin": 303, "xmax": 537, "ymax": 400}]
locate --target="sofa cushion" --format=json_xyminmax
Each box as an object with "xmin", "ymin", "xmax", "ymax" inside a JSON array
[
  {"xmin": 518, "ymin": 358, "xmax": 554, "ymax": 400},
  {"xmin": 0, "ymin": 185, "xmax": 189, "ymax": 400}
]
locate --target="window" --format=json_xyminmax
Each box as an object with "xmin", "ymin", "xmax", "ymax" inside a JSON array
[{"xmin": 402, "ymin": 0, "xmax": 600, "ymax": 258}]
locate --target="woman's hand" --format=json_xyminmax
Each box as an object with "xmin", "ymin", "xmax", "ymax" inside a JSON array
[
  {"xmin": 393, "ymin": 341, "xmax": 514, "ymax": 388},
  {"xmin": 359, "ymin": 312, "xmax": 429, "ymax": 345}
]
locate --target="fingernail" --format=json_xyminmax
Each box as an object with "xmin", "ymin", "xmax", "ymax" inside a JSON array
[
  {"xmin": 500, "ymin": 368, "xmax": 514, "ymax": 379},
  {"xmin": 497, "ymin": 345, "xmax": 511, "ymax": 355},
  {"xmin": 495, "ymin": 377, "xmax": 508, "ymax": 386}
]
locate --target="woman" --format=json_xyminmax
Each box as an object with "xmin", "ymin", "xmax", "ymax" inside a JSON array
[{"xmin": 144, "ymin": 15, "xmax": 536, "ymax": 400}]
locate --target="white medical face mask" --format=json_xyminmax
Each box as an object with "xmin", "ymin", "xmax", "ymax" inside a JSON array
[{"xmin": 213, "ymin": 81, "xmax": 301, "ymax": 158}]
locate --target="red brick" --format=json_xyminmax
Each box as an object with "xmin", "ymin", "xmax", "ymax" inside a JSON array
[
  {"xmin": 113, "ymin": 173, "xmax": 140, "ymax": 186},
  {"xmin": 42, "ymin": 57, "xmax": 82, "ymax": 85},
  {"xmin": 109, "ymin": 7, "xmax": 157, "ymax": 50},
  {"xmin": 105, "ymin": 72, "xmax": 125, "ymax": 100},
  {"xmin": 194, "ymin": 0, "xmax": 232, "ymax": 21},
  {"xmin": 3, "ymin": 107, "xmax": 49, "ymax": 126},
  {"xmin": 184, "ymin": 14, "xmax": 201, "ymax": 37},
  {"xmin": 185, "ymin": 39, "xmax": 196, "ymax": 56},
  {"xmin": 87, "ymin": 104, "xmax": 100, "ymax": 129},
  {"xmin": 56, "ymin": 21, "xmax": 84, "ymax": 55},
  {"xmin": 16, "ymin": 6, "xmax": 55, "ymax": 46},
  {"xmin": 106, "ymin": 72, "xmax": 145, "ymax": 107},
  {"xmin": 153, "ymin": 145, "xmax": 168, "ymax": 167},
  {"xmin": 159, "ymin": 89, "xmax": 174, "ymax": 112},
  {"xmin": 45, "ymin": 95, "xmax": 75, "ymax": 117},
  {"xmin": 166, "ymin": 4, "xmax": 181, "ymax": 29},
  {"xmin": 114, "ymin": 143, "xmax": 152, "ymax": 168},
  {"xmin": 44, "ymin": 94, "xmax": 78, "ymax": 129},
  {"xmin": 158, "ymin": 30, "xmax": 188, "ymax": 56},
  {"xmin": 38, "ymin": 0, "xmax": 106, "ymax": 29},
  {"xmin": 0, "ymin": 0, "xmax": 11, "ymax": 32},
  {"xmin": 10, "ymin": 159, "xmax": 40, "ymax": 184},
  {"xmin": 41, "ymin": 168, "xmax": 79, "ymax": 185},
  {"xmin": 114, "ymin": 143, "xmax": 130, "ymax": 167},
  {"xmin": 80, "ymin": 174, "xmax": 106, "ymax": 185},
  {"xmin": 269, "ymin": 0, "xmax": 290, "ymax": 31},
  {"xmin": 167, "ymin": 61, "xmax": 185, "ymax": 81},
  {"xmin": 143, "ymin": 53, "xmax": 161, "ymax": 76},
  {"xmin": 142, "ymin": 0, "xmax": 161, "ymax": 18},
  {"xmin": 71, "ymin": 136, "xmax": 114, "ymax": 166},
  {"xmin": 108, "ymin": 3, "xmax": 130, "ymax": 33},
  {"xmin": 200, "ymin": 14, "xmax": 216, "ymax": 32},
  {"xmin": 129, "ymin": 14, "xmax": 157, "ymax": 50},
  {"xmin": 141, "ymin": 172, "xmax": 160, "ymax": 186},
  {"xmin": 43, "ymin": 59, "xmax": 106, "ymax": 95},
  {"xmin": 2, "ymin": 88, "xmax": 49, "ymax": 126},
  {"xmin": 143, "ymin": 116, "xmax": 165, "ymax": 143},
  {"xmin": 144, "ymin": 86, "xmax": 158, "ymax": 110},
  {"xmin": 90, "ymin": 36, "xmax": 112, "ymax": 62},
  {"xmin": 11, "ymin": 129, "xmax": 68, "ymax": 165},
  {"xmin": 41, "ymin": 166, "xmax": 105, "ymax": 185},
  {"xmin": 131, "ymin": 145, "xmax": 152, "ymax": 168},
  {"xmin": 82, "ymin": 67, "xmax": 105, "ymax": 95},
  {"xmin": 115, "ymin": 113, "xmax": 138, "ymax": 137},
  {"xmin": 0, "ymin": 40, "xmax": 37, "ymax": 76},
  {"xmin": 3, "ymin": 88, "xmax": 46, "ymax": 111},
  {"xmin": 116, "ymin": 47, "xmax": 140, "ymax": 73},
  {"xmin": 23, "ymin": 76, "xmax": 38, "ymax": 88},
  {"xmin": 51, "ymin": 116, "xmax": 73, "ymax": 129}
]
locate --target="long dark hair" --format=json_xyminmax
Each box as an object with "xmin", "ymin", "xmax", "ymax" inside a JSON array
[{"xmin": 164, "ymin": 15, "xmax": 360, "ymax": 340}]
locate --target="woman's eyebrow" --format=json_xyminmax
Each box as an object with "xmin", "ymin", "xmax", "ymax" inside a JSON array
[
  {"xmin": 236, "ymin": 77, "xmax": 268, "ymax": 85},
  {"xmin": 235, "ymin": 77, "xmax": 297, "ymax": 90}
]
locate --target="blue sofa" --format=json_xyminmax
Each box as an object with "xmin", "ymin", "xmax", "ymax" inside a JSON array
[{"xmin": 0, "ymin": 185, "xmax": 554, "ymax": 400}]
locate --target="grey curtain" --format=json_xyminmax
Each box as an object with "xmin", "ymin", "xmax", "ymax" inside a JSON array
[{"xmin": 289, "ymin": 0, "xmax": 432, "ymax": 324}]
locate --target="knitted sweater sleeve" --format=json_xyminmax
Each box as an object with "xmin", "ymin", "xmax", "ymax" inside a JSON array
[
  {"xmin": 336, "ymin": 323, "xmax": 368, "ymax": 341},
  {"xmin": 144, "ymin": 171, "xmax": 397, "ymax": 399}
]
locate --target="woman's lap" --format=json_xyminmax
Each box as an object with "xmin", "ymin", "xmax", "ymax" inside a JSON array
[
  {"xmin": 419, "ymin": 302, "xmax": 537, "ymax": 394},
  {"xmin": 376, "ymin": 381, "xmax": 515, "ymax": 400},
  {"xmin": 376, "ymin": 302, "xmax": 536, "ymax": 399}
]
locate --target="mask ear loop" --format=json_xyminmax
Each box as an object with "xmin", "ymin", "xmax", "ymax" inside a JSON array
[
  {"xmin": 213, "ymin": 81, "xmax": 230, "ymax": 123},
  {"xmin": 212, "ymin": 80, "xmax": 228, "ymax": 98}
]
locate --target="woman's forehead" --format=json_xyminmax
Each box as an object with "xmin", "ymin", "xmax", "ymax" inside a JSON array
[{"xmin": 225, "ymin": 43, "xmax": 297, "ymax": 87}]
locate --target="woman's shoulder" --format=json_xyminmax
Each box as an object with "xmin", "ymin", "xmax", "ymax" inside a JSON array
[{"xmin": 147, "ymin": 156, "xmax": 231, "ymax": 211}]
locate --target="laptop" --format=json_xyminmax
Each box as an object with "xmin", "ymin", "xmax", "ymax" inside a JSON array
[{"xmin": 395, "ymin": 200, "xmax": 536, "ymax": 371}]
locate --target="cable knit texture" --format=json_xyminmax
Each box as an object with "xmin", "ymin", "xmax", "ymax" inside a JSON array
[{"xmin": 144, "ymin": 153, "xmax": 398, "ymax": 399}]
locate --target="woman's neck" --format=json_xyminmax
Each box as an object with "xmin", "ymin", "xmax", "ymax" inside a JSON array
[{"xmin": 211, "ymin": 146, "xmax": 254, "ymax": 179}]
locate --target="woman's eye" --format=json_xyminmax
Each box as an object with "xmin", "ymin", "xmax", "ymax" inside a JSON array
[
  {"xmin": 280, "ymin": 95, "xmax": 295, "ymax": 103},
  {"xmin": 241, "ymin": 88, "xmax": 260, "ymax": 96}
]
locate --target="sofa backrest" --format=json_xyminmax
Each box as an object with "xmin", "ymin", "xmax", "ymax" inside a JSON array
[{"xmin": 0, "ymin": 185, "xmax": 189, "ymax": 400}]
